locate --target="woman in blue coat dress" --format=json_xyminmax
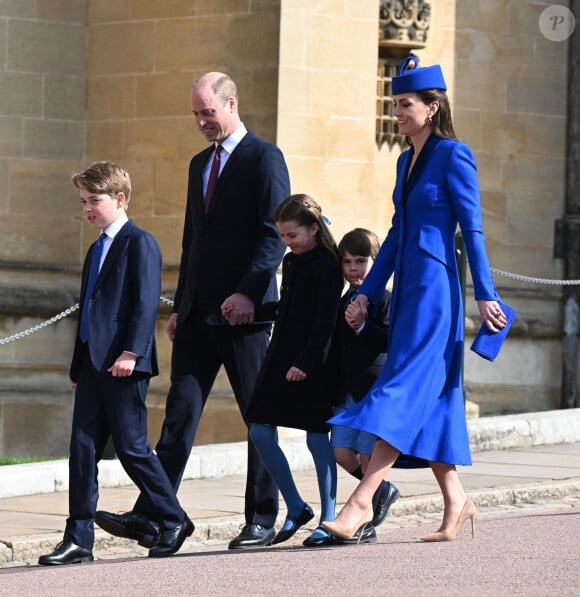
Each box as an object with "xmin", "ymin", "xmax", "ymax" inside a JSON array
[{"xmin": 323, "ymin": 56, "xmax": 507, "ymax": 543}]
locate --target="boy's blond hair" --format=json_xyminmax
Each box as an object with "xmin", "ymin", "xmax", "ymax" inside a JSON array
[{"xmin": 72, "ymin": 162, "xmax": 131, "ymax": 205}]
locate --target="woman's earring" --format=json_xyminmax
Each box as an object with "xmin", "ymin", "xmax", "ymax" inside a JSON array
[{"xmin": 428, "ymin": 116, "xmax": 433, "ymax": 125}]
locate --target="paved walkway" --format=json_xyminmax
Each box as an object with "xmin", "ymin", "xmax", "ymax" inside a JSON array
[{"xmin": 1, "ymin": 410, "xmax": 580, "ymax": 566}]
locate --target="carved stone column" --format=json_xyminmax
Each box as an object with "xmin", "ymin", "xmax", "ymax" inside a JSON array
[{"xmin": 379, "ymin": 0, "xmax": 432, "ymax": 59}]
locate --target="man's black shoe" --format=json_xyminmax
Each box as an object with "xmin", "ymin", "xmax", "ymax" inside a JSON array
[
  {"xmin": 96, "ymin": 510, "xmax": 160, "ymax": 548},
  {"xmin": 148, "ymin": 517, "xmax": 195, "ymax": 558},
  {"xmin": 228, "ymin": 523, "xmax": 275, "ymax": 549},
  {"xmin": 372, "ymin": 481, "xmax": 400, "ymax": 527},
  {"xmin": 334, "ymin": 524, "xmax": 377, "ymax": 545},
  {"xmin": 38, "ymin": 539, "xmax": 93, "ymax": 566}
]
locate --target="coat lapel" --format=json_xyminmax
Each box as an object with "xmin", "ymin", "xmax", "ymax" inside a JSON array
[{"xmin": 403, "ymin": 134, "xmax": 442, "ymax": 204}]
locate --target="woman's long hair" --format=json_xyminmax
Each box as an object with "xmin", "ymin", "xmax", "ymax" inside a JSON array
[{"xmin": 417, "ymin": 89, "xmax": 457, "ymax": 140}]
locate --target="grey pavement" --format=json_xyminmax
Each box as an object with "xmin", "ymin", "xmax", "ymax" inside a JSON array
[
  {"xmin": 2, "ymin": 498, "xmax": 579, "ymax": 597},
  {"xmin": 1, "ymin": 408, "xmax": 580, "ymax": 568}
]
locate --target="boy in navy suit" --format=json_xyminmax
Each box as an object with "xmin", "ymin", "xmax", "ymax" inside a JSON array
[
  {"xmin": 39, "ymin": 162, "xmax": 192, "ymax": 565},
  {"xmin": 330, "ymin": 228, "xmax": 399, "ymax": 545}
]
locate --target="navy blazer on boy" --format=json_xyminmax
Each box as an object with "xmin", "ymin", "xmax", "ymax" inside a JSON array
[
  {"xmin": 70, "ymin": 219, "xmax": 159, "ymax": 381},
  {"xmin": 66, "ymin": 218, "xmax": 189, "ymax": 550},
  {"xmin": 334, "ymin": 288, "xmax": 391, "ymax": 403}
]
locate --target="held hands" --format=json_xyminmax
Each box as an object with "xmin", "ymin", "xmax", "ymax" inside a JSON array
[
  {"xmin": 166, "ymin": 312, "xmax": 179, "ymax": 342},
  {"xmin": 286, "ymin": 366, "xmax": 307, "ymax": 382},
  {"xmin": 220, "ymin": 293, "xmax": 255, "ymax": 325},
  {"xmin": 477, "ymin": 300, "xmax": 507, "ymax": 332},
  {"xmin": 345, "ymin": 294, "xmax": 369, "ymax": 331},
  {"xmin": 107, "ymin": 351, "xmax": 138, "ymax": 377}
]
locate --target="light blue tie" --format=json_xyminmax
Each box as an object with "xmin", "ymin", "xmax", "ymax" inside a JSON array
[{"xmin": 79, "ymin": 233, "xmax": 106, "ymax": 343}]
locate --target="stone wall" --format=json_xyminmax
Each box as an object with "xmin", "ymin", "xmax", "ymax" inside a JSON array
[
  {"xmin": 277, "ymin": 1, "xmax": 397, "ymax": 241},
  {"xmin": 0, "ymin": 0, "xmax": 287, "ymax": 457},
  {"xmin": 374, "ymin": 0, "xmax": 571, "ymax": 414},
  {"xmin": 0, "ymin": 0, "xmax": 574, "ymax": 456},
  {"xmin": 452, "ymin": 0, "xmax": 570, "ymax": 414},
  {"xmin": 0, "ymin": 1, "xmax": 88, "ymax": 457}
]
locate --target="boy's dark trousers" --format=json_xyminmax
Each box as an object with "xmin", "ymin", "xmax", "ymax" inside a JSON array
[{"xmin": 65, "ymin": 348, "xmax": 186, "ymax": 549}]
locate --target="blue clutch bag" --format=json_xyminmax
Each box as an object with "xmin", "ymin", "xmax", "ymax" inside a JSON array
[{"xmin": 470, "ymin": 301, "xmax": 517, "ymax": 362}]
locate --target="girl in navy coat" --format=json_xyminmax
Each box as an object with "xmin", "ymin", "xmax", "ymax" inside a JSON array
[
  {"xmin": 245, "ymin": 194, "xmax": 343, "ymax": 547},
  {"xmin": 324, "ymin": 56, "xmax": 507, "ymax": 544}
]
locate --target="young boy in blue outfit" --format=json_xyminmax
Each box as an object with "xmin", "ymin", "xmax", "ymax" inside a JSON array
[{"xmin": 330, "ymin": 228, "xmax": 400, "ymax": 544}]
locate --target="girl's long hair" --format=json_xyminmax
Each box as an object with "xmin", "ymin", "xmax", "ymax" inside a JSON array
[{"xmin": 273, "ymin": 194, "xmax": 339, "ymax": 261}]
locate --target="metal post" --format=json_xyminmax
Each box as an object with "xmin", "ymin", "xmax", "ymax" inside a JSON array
[{"xmin": 559, "ymin": 0, "xmax": 580, "ymax": 409}]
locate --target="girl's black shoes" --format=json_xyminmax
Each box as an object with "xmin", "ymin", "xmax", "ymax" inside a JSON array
[{"xmin": 272, "ymin": 503, "xmax": 315, "ymax": 545}]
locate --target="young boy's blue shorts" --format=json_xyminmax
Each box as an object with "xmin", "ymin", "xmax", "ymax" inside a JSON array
[{"xmin": 330, "ymin": 394, "xmax": 377, "ymax": 456}]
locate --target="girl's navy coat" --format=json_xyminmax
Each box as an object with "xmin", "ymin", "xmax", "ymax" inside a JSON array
[{"xmin": 246, "ymin": 245, "xmax": 343, "ymax": 433}]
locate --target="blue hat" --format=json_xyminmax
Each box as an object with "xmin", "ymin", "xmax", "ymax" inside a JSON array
[{"xmin": 392, "ymin": 54, "xmax": 447, "ymax": 95}]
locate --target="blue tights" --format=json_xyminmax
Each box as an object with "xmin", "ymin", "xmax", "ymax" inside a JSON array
[{"xmin": 249, "ymin": 423, "xmax": 336, "ymax": 527}]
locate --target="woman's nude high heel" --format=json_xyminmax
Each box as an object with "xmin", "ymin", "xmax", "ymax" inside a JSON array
[
  {"xmin": 322, "ymin": 505, "xmax": 373, "ymax": 544},
  {"xmin": 420, "ymin": 497, "xmax": 476, "ymax": 542}
]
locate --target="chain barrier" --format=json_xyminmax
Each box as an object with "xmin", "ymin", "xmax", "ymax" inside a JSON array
[
  {"xmin": 0, "ymin": 303, "xmax": 80, "ymax": 345},
  {"xmin": 0, "ymin": 296, "xmax": 175, "ymax": 346},
  {"xmin": 2, "ymin": 270, "xmax": 580, "ymax": 346},
  {"xmin": 491, "ymin": 268, "xmax": 580, "ymax": 286}
]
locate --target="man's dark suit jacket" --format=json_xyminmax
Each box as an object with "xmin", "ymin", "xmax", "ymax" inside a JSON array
[
  {"xmin": 70, "ymin": 219, "xmax": 160, "ymax": 381},
  {"xmin": 173, "ymin": 130, "xmax": 289, "ymax": 324}
]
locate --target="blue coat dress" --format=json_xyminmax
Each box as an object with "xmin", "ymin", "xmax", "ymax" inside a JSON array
[{"xmin": 329, "ymin": 134, "xmax": 499, "ymax": 465}]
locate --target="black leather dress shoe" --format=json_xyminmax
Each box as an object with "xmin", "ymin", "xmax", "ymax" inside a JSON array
[
  {"xmin": 302, "ymin": 527, "xmax": 335, "ymax": 548},
  {"xmin": 96, "ymin": 510, "xmax": 160, "ymax": 548},
  {"xmin": 272, "ymin": 503, "xmax": 315, "ymax": 545},
  {"xmin": 148, "ymin": 517, "xmax": 195, "ymax": 558},
  {"xmin": 334, "ymin": 524, "xmax": 377, "ymax": 545},
  {"xmin": 371, "ymin": 481, "xmax": 400, "ymax": 527},
  {"xmin": 228, "ymin": 523, "xmax": 275, "ymax": 549},
  {"xmin": 38, "ymin": 539, "xmax": 93, "ymax": 566}
]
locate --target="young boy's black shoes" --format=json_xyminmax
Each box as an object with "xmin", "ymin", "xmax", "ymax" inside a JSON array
[
  {"xmin": 148, "ymin": 517, "xmax": 195, "ymax": 557},
  {"xmin": 334, "ymin": 524, "xmax": 377, "ymax": 545},
  {"xmin": 96, "ymin": 510, "xmax": 160, "ymax": 548},
  {"xmin": 371, "ymin": 481, "xmax": 400, "ymax": 527},
  {"xmin": 38, "ymin": 539, "xmax": 93, "ymax": 566}
]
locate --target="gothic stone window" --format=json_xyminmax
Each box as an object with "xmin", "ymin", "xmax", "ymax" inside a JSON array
[
  {"xmin": 377, "ymin": 58, "xmax": 405, "ymax": 149},
  {"xmin": 377, "ymin": 0, "xmax": 432, "ymax": 149}
]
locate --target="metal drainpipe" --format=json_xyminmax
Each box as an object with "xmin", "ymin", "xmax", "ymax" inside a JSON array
[{"xmin": 556, "ymin": 1, "xmax": 580, "ymax": 409}]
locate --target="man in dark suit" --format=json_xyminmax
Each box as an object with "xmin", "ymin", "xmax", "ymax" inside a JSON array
[
  {"xmin": 39, "ymin": 162, "xmax": 193, "ymax": 566},
  {"xmin": 96, "ymin": 72, "xmax": 290, "ymax": 549}
]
